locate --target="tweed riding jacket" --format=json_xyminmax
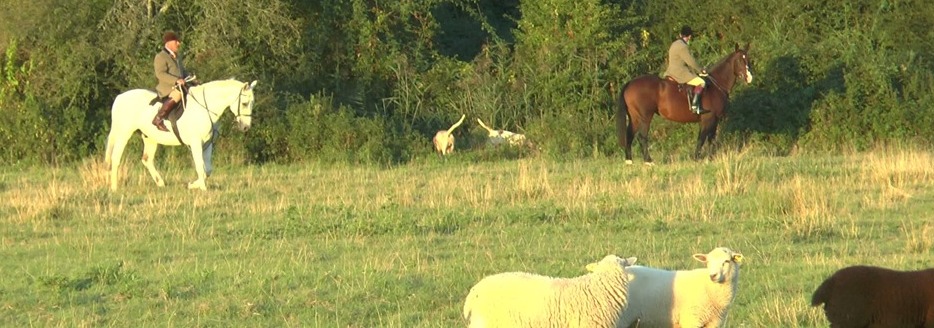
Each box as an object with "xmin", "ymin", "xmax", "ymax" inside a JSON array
[
  {"xmin": 664, "ymin": 39, "xmax": 703, "ymax": 84},
  {"xmin": 153, "ymin": 48, "xmax": 187, "ymax": 97}
]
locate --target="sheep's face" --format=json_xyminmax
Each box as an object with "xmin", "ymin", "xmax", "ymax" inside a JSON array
[
  {"xmin": 694, "ymin": 247, "xmax": 743, "ymax": 283},
  {"xmin": 586, "ymin": 255, "xmax": 638, "ymax": 272}
]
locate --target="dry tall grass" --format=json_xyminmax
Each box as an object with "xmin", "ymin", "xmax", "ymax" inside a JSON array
[
  {"xmin": 858, "ymin": 145, "xmax": 934, "ymax": 208},
  {"xmin": 13, "ymin": 146, "xmax": 934, "ymax": 227}
]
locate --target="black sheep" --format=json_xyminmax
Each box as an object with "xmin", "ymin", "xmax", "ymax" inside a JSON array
[{"xmin": 811, "ymin": 265, "xmax": 934, "ymax": 328}]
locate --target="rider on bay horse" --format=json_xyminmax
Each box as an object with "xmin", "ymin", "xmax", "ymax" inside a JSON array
[
  {"xmin": 152, "ymin": 31, "xmax": 189, "ymax": 131},
  {"xmin": 665, "ymin": 25, "xmax": 708, "ymax": 114}
]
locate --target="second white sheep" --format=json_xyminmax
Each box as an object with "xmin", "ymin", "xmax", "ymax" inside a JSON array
[{"xmin": 618, "ymin": 247, "xmax": 744, "ymax": 328}]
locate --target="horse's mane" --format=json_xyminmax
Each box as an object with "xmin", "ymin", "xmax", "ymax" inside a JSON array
[
  {"xmin": 210, "ymin": 78, "xmax": 243, "ymax": 85},
  {"xmin": 191, "ymin": 78, "xmax": 243, "ymax": 91},
  {"xmin": 710, "ymin": 49, "xmax": 743, "ymax": 71}
]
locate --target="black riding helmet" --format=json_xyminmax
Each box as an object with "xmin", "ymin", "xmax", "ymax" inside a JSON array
[{"xmin": 680, "ymin": 25, "xmax": 693, "ymax": 37}]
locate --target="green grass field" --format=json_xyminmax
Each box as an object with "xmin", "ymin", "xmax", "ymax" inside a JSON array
[{"xmin": 2, "ymin": 146, "xmax": 933, "ymax": 327}]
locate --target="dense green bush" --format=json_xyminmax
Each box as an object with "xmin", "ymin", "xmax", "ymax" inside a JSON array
[
  {"xmin": 0, "ymin": 0, "xmax": 933, "ymax": 165},
  {"xmin": 282, "ymin": 94, "xmax": 410, "ymax": 164}
]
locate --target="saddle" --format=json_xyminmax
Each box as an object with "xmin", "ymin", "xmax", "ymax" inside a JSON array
[
  {"xmin": 664, "ymin": 76, "xmax": 701, "ymax": 92},
  {"xmin": 148, "ymin": 85, "xmax": 191, "ymax": 121},
  {"xmin": 148, "ymin": 85, "xmax": 190, "ymax": 144},
  {"xmin": 664, "ymin": 75, "xmax": 709, "ymax": 104}
]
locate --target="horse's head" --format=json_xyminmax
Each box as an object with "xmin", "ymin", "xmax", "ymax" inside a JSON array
[
  {"xmin": 732, "ymin": 43, "xmax": 753, "ymax": 84},
  {"xmin": 233, "ymin": 80, "xmax": 258, "ymax": 132}
]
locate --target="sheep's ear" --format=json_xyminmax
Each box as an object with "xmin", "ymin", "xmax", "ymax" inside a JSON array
[
  {"xmin": 623, "ymin": 257, "xmax": 638, "ymax": 266},
  {"xmin": 693, "ymin": 254, "xmax": 708, "ymax": 263},
  {"xmin": 732, "ymin": 254, "xmax": 744, "ymax": 263},
  {"xmin": 585, "ymin": 262, "xmax": 598, "ymax": 272}
]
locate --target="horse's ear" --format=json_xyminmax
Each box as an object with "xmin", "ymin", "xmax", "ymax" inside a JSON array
[
  {"xmin": 744, "ymin": 42, "xmax": 750, "ymax": 52},
  {"xmin": 244, "ymin": 80, "xmax": 258, "ymax": 90},
  {"xmin": 734, "ymin": 43, "xmax": 740, "ymax": 51}
]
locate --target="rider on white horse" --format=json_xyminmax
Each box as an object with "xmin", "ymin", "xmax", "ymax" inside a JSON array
[{"xmin": 152, "ymin": 30, "xmax": 189, "ymax": 131}]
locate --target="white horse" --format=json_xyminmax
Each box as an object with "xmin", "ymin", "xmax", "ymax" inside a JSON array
[{"xmin": 105, "ymin": 79, "xmax": 257, "ymax": 191}]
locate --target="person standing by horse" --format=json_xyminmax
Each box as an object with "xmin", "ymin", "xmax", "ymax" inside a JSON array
[
  {"xmin": 665, "ymin": 25, "xmax": 707, "ymax": 114},
  {"xmin": 152, "ymin": 31, "xmax": 189, "ymax": 131}
]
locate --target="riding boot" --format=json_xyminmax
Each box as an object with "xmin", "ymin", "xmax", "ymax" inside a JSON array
[
  {"xmin": 152, "ymin": 99, "xmax": 176, "ymax": 131},
  {"xmin": 691, "ymin": 86, "xmax": 708, "ymax": 114},
  {"xmin": 690, "ymin": 93, "xmax": 701, "ymax": 114}
]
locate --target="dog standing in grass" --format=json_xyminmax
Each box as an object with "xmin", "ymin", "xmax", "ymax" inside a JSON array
[
  {"xmin": 476, "ymin": 118, "xmax": 527, "ymax": 147},
  {"xmin": 433, "ymin": 114, "xmax": 466, "ymax": 155}
]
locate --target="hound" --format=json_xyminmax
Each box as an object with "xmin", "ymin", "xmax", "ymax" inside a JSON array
[
  {"xmin": 476, "ymin": 118, "xmax": 527, "ymax": 147},
  {"xmin": 433, "ymin": 114, "xmax": 466, "ymax": 155}
]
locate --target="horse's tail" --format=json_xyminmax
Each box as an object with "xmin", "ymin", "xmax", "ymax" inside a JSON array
[
  {"xmin": 104, "ymin": 108, "xmax": 117, "ymax": 167},
  {"xmin": 615, "ymin": 81, "xmax": 632, "ymax": 149},
  {"xmin": 104, "ymin": 134, "xmax": 113, "ymax": 166}
]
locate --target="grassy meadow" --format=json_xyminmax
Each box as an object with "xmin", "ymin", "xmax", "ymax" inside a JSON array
[{"xmin": 2, "ymin": 145, "xmax": 933, "ymax": 327}]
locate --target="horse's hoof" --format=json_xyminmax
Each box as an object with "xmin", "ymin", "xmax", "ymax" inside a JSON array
[
  {"xmin": 187, "ymin": 182, "xmax": 207, "ymax": 190},
  {"xmin": 644, "ymin": 162, "xmax": 655, "ymax": 166},
  {"xmin": 625, "ymin": 160, "xmax": 633, "ymax": 165}
]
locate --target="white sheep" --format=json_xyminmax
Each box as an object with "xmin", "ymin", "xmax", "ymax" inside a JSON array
[
  {"xmin": 618, "ymin": 247, "xmax": 744, "ymax": 328},
  {"xmin": 463, "ymin": 255, "xmax": 637, "ymax": 328}
]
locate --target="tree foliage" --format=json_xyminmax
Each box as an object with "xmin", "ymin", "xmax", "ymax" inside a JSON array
[{"xmin": 0, "ymin": 0, "xmax": 932, "ymax": 165}]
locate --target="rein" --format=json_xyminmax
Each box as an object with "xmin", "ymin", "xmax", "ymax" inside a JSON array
[
  {"xmin": 707, "ymin": 73, "xmax": 729, "ymax": 95},
  {"xmin": 706, "ymin": 52, "xmax": 745, "ymax": 96},
  {"xmin": 171, "ymin": 82, "xmax": 249, "ymax": 146},
  {"xmin": 187, "ymin": 84, "xmax": 250, "ymax": 122}
]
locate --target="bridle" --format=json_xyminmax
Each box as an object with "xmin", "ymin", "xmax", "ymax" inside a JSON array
[
  {"xmin": 231, "ymin": 87, "xmax": 253, "ymax": 121},
  {"xmin": 189, "ymin": 83, "xmax": 253, "ymax": 122},
  {"xmin": 707, "ymin": 51, "xmax": 749, "ymax": 96}
]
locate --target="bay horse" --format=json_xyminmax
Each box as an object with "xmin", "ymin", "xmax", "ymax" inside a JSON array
[
  {"xmin": 105, "ymin": 79, "xmax": 257, "ymax": 191},
  {"xmin": 616, "ymin": 43, "xmax": 752, "ymax": 164}
]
